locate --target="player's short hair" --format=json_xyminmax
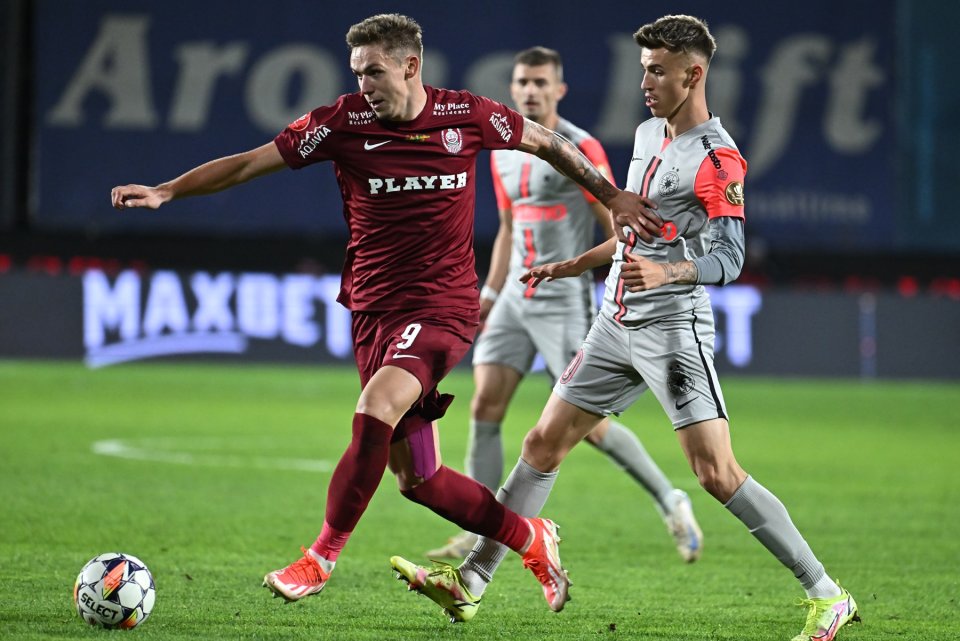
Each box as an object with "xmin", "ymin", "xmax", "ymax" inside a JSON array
[
  {"xmin": 633, "ymin": 15, "xmax": 717, "ymax": 63},
  {"xmin": 513, "ymin": 46, "xmax": 564, "ymax": 81},
  {"xmin": 346, "ymin": 14, "xmax": 424, "ymax": 62}
]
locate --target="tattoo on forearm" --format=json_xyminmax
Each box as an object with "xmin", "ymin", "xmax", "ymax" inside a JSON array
[
  {"xmin": 541, "ymin": 132, "xmax": 618, "ymax": 204},
  {"xmin": 662, "ymin": 261, "xmax": 698, "ymax": 284}
]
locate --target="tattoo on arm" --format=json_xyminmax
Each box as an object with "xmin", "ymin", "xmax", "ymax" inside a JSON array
[{"xmin": 662, "ymin": 261, "xmax": 699, "ymax": 284}]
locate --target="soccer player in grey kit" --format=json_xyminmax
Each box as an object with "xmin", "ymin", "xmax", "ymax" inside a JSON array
[
  {"xmin": 425, "ymin": 46, "xmax": 703, "ymax": 564},
  {"xmin": 395, "ymin": 16, "xmax": 860, "ymax": 641},
  {"xmin": 110, "ymin": 13, "xmax": 665, "ymax": 616}
]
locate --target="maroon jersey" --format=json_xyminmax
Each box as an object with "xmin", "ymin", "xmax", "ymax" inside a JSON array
[{"xmin": 274, "ymin": 86, "xmax": 525, "ymax": 312}]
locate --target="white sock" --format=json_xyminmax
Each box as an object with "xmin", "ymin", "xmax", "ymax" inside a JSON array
[
  {"xmin": 806, "ymin": 574, "xmax": 842, "ymax": 599},
  {"xmin": 306, "ymin": 549, "xmax": 336, "ymax": 575},
  {"xmin": 460, "ymin": 566, "xmax": 488, "ymax": 597}
]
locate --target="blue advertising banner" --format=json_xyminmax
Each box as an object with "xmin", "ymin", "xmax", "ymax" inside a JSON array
[
  {"xmin": 4, "ymin": 267, "xmax": 960, "ymax": 379},
  {"xmin": 33, "ymin": 0, "xmax": 896, "ymax": 249}
]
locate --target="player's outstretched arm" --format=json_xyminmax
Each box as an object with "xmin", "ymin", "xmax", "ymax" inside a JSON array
[
  {"xmin": 520, "ymin": 237, "xmax": 619, "ymax": 288},
  {"xmin": 516, "ymin": 119, "xmax": 662, "ymax": 243},
  {"xmin": 111, "ymin": 142, "xmax": 286, "ymax": 210}
]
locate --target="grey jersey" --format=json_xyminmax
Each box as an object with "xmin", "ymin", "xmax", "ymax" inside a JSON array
[
  {"xmin": 601, "ymin": 116, "xmax": 747, "ymax": 326},
  {"xmin": 492, "ymin": 117, "xmax": 614, "ymax": 311}
]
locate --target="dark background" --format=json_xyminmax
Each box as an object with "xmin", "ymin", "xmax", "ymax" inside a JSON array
[{"xmin": 1, "ymin": 0, "xmax": 958, "ymax": 378}]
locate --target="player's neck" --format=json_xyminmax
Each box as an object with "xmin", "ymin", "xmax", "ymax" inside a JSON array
[
  {"xmin": 664, "ymin": 98, "xmax": 709, "ymax": 139},
  {"xmin": 397, "ymin": 84, "xmax": 429, "ymax": 122}
]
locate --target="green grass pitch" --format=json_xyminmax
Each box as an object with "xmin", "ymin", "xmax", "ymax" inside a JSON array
[{"xmin": 1, "ymin": 360, "xmax": 958, "ymax": 640}]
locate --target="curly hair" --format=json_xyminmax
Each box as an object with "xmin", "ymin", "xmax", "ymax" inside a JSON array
[
  {"xmin": 346, "ymin": 14, "xmax": 423, "ymax": 61},
  {"xmin": 633, "ymin": 15, "xmax": 716, "ymax": 62}
]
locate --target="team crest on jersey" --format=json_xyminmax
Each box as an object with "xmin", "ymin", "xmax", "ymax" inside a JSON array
[
  {"xmin": 725, "ymin": 181, "xmax": 745, "ymax": 206},
  {"xmin": 441, "ymin": 128, "xmax": 463, "ymax": 154},
  {"xmin": 288, "ymin": 113, "xmax": 311, "ymax": 132},
  {"xmin": 658, "ymin": 171, "xmax": 680, "ymax": 196}
]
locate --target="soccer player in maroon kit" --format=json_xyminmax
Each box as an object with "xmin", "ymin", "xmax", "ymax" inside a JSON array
[{"xmin": 110, "ymin": 13, "xmax": 662, "ymax": 615}]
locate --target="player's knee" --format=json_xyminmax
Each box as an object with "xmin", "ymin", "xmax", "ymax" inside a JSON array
[
  {"xmin": 520, "ymin": 426, "xmax": 567, "ymax": 472},
  {"xmin": 355, "ymin": 396, "xmax": 405, "ymax": 426},
  {"xmin": 470, "ymin": 389, "xmax": 508, "ymax": 422},
  {"xmin": 583, "ymin": 429, "xmax": 603, "ymax": 446},
  {"xmin": 694, "ymin": 463, "xmax": 741, "ymax": 503}
]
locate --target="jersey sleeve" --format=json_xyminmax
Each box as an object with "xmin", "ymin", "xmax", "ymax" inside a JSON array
[
  {"xmin": 490, "ymin": 152, "xmax": 512, "ymax": 211},
  {"xmin": 273, "ymin": 101, "xmax": 342, "ymax": 170},
  {"xmin": 576, "ymin": 137, "xmax": 616, "ymax": 203},
  {"xmin": 472, "ymin": 94, "xmax": 525, "ymax": 150},
  {"xmin": 693, "ymin": 147, "xmax": 747, "ymax": 219}
]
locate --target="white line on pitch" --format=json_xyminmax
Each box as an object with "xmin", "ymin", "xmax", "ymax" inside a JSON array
[{"xmin": 92, "ymin": 439, "xmax": 333, "ymax": 473}]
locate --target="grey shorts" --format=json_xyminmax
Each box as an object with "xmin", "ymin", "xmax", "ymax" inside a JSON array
[
  {"xmin": 472, "ymin": 292, "xmax": 594, "ymax": 383},
  {"xmin": 554, "ymin": 305, "xmax": 728, "ymax": 429}
]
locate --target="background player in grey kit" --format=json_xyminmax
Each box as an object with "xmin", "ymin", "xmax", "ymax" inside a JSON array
[
  {"xmin": 426, "ymin": 46, "xmax": 702, "ymax": 563},
  {"xmin": 394, "ymin": 16, "xmax": 861, "ymax": 641}
]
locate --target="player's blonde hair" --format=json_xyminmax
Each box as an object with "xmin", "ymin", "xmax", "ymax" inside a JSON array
[
  {"xmin": 633, "ymin": 15, "xmax": 716, "ymax": 63},
  {"xmin": 346, "ymin": 14, "xmax": 424, "ymax": 63}
]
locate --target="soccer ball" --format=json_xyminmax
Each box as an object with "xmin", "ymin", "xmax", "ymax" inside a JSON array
[{"xmin": 73, "ymin": 552, "xmax": 156, "ymax": 629}]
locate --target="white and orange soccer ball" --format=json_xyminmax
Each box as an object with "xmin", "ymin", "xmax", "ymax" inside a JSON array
[{"xmin": 73, "ymin": 552, "xmax": 155, "ymax": 629}]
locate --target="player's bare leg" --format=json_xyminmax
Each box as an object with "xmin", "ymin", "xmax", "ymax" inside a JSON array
[{"xmin": 678, "ymin": 419, "xmax": 859, "ymax": 640}]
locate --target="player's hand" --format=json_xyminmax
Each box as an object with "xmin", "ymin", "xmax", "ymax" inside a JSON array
[
  {"xmin": 620, "ymin": 253, "xmax": 667, "ymax": 291},
  {"xmin": 111, "ymin": 184, "xmax": 169, "ymax": 210},
  {"xmin": 519, "ymin": 259, "xmax": 581, "ymax": 288},
  {"xmin": 479, "ymin": 296, "xmax": 495, "ymax": 323},
  {"xmin": 607, "ymin": 191, "xmax": 662, "ymax": 243},
  {"xmin": 476, "ymin": 296, "xmax": 496, "ymax": 336}
]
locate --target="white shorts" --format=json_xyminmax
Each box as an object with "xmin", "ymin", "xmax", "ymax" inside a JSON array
[
  {"xmin": 554, "ymin": 304, "xmax": 728, "ymax": 429},
  {"xmin": 472, "ymin": 292, "xmax": 594, "ymax": 384}
]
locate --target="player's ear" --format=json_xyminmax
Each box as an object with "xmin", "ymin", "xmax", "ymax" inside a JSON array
[
  {"xmin": 685, "ymin": 64, "xmax": 704, "ymax": 89},
  {"xmin": 404, "ymin": 54, "xmax": 420, "ymax": 80},
  {"xmin": 556, "ymin": 81, "xmax": 569, "ymax": 101}
]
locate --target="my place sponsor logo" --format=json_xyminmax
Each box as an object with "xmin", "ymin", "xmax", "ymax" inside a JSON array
[
  {"xmin": 433, "ymin": 102, "xmax": 471, "ymax": 116},
  {"xmin": 82, "ymin": 269, "xmax": 351, "ymax": 368},
  {"xmin": 348, "ymin": 110, "xmax": 375, "ymax": 126}
]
